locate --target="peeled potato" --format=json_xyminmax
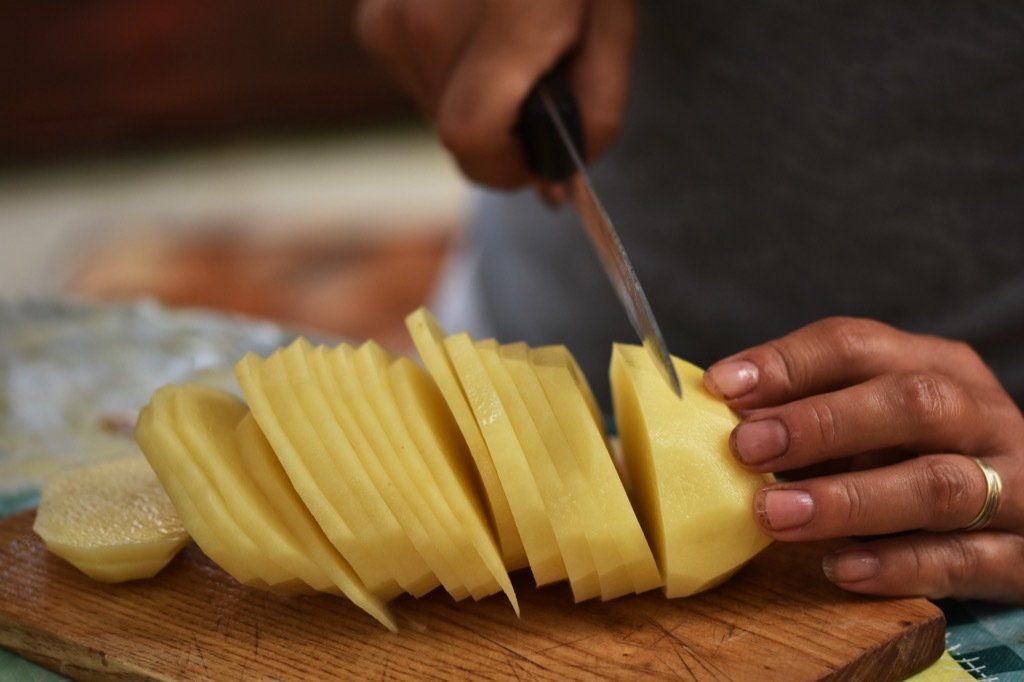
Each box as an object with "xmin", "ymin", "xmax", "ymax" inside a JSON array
[
  {"xmin": 137, "ymin": 384, "xmax": 306, "ymax": 592},
  {"xmin": 33, "ymin": 455, "xmax": 189, "ymax": 582},
  {"xmin": 443, "ymin": 332, "xmax": 567, "ymax": 587},
  {"xmin": 406, "ymin": 309, "xmax": 527, "ymax": 570},
  {"xmin": 477, "ymin": 340, "xmax": 598, "ymax": 600},
  {"xmin": 611, "ymin": 344, "xmax": 775, "ymax": 597},
  {"xmin": 234, "ymin": 411, "xmax": 396, "ymax": 631},
  {"xmin": 524, "ymin": 344, "xmax": 663, "ymax": 599},
  {"xmin": 391, "ymin": 357, "xmax": 519, "ymax": 610},
  {"xmin": 108, "ymin": 306, "xmax": 775, "ymax": 632},
  {"xmin": 238, "ymin": 343, "xmax": 406, "ymax": 599}
]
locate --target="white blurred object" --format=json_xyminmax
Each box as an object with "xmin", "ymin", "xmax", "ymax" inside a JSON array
[
  {"xmin": 0, "ymin": 128, "xmax": 469, "ymax": 297},
  {"xmin": 0, "ymin": 299, "xmax": 297, "ymax": 499}
]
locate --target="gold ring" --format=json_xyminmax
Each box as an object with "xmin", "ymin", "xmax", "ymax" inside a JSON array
[{"xmin": 962, "ymin": 457, "xmax": 1003, "ymax": 532}]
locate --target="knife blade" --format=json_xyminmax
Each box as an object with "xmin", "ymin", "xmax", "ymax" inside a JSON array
[{"xmin": 519, "ymin": 73, "xmax": 683, "ymax": 398}]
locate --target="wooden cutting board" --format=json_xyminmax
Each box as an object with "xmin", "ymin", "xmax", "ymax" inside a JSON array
[{"xmin": 0, "ymin": 509, "xmax": 944, "ymax": 681}]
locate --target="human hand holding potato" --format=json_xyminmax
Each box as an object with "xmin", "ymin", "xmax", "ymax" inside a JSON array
[
  {"xmin": 704, "ymin": 317, "xmax": 1024, "ymax": 604},
  {"xmin": 355, "ymin": 0, "xmax": 638, "ymax": 188}
]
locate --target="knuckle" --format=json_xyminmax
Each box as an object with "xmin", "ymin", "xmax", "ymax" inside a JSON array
[
  {"xmin": 943, "ymin": 538, "xmax": 983, "ymax": 590},
  {"xmin": 761, "ymin": 340, "xmax": 802, "ymax": 393},
  {"xmin": 893, "ymin": 371, "xmax": 961, "ymax": 423},
  {"xmin": 436, "ymin": 116, "xmax": 486, "ymax": 161},
  {"xmin": 761, "ymin": 317, "xmax": 884, "ymax": 393},
  {"xmin": 816, "ymin": 316, "xmax": 884, "ymax": 363},
  {"xmin": 920, "ymin": 456, "xmax": 975, "ymax": 525}
]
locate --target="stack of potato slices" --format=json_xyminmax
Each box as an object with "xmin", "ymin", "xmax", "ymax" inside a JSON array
[{"xmin": 35, "ymin": 308, "xmax": 773, "ymax": 631}]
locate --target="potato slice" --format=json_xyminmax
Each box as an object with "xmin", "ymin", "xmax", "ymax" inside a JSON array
[
  {"xmin": 172, "ymin": 385, "xmax": 345, "ymax": 595},
  {"xmin": 611, "ymin": 344, "xmax": 774, "ymax": 597},
  {"xmin": 335, "ymin": 342, "xmax": 465, "ymax": 598},
  {"xmin": 444, "ymin": 332, "xmax": 566, "ymax": 587},
  {"xmin": 389, "ymin": 356, "xmax": 518, "ymax": 612},
  {"xmin": 501, "ymin": 343, "xmax": 635, "ymax": 600},
  {"xmin": 234, "ymin": 412, "xmax": 396, "ymax": 631},
  {"xmin": 405, "ymin": 308, "xmax": 527, "ymax": 570},
  {"xmin": 527, "ymin": 345, "xmax": 663, "ymax": 598},
  {"xmin": 308, "ymin": 342, "xmax": 440, "ymax": 598},
  {"xmin": 236, "ymin": 348, "xmax": 403, "ymax": 599},
  {"xmin": 477, "ymin": 342, "xmax": 598, "ymax": 601},
  {"xmin": 136, "ymin": 387, "xmax": 300, "ymax": 590},
  {"xmin": 33, "ymin": 455, "xmax": 189, "ymax": 582},
  {"xmin": 355, "ymin": 342, "xmax": 513, "ymax": 603},
  {"xmin": 170, "ymin": 385, "xmax": 311, "ymax": 592}
]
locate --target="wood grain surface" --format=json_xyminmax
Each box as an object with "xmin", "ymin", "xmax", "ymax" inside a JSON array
[{"xmin": 0, "ymin": 509, "xmax": 944, "ymax": 681}]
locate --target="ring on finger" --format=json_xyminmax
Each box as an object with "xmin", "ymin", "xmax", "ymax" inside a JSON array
[{"xmin": 961, "ymin": 457, "xmax": 1003, "ymax": 532}]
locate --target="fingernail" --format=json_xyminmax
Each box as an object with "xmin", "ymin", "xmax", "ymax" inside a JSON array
[
  {"xmin": 705, "ymin": 360, "xmax": 759, "ymax": 399},
  {"xmin": 732, "ymin": 418, "xmax": 788, "ymax": 464},
  {"xmin": 756, "ymin": 489, "xmax": 815, "ymax": 531},
  {"xmin": 822, "ymin": 550, "xmax": 880, "ymax": 583}
]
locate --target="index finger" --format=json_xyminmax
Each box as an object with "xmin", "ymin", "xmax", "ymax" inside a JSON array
[{"xmin": 703, "ymin": 317, "xmax": 997, "ymax": 410}]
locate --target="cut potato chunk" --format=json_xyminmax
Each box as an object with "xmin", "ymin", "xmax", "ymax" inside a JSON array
[
  {"xmin": 389, "ymin": 356, "xmax": 518, "ymax": 612},
  {"xmin": 406, "ymin": 309, "xmax": 527, "ymax": 570},
  {"xmin": 611, "ymin": 344, "xmax": 774, "ymax": 597},
  {"xmin": 234, "ymin": 412, "xmax": 396, "ymax": 631},
  {"xmin": 444, "ymin": 332, "xmax": 566, "ymax": 587},
  {"xmin": 33, "ymin": 455, "xmax": 189, "ymax": 583}
]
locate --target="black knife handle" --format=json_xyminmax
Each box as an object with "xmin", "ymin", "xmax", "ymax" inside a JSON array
[{"xmin": 517, "ymin": 64, "xmax": 585, "ymax": 182}]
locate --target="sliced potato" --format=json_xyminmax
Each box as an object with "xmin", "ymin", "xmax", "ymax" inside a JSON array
[
  {"xmin": 236, "ymin": 347, "xmax": 403, "ymax": 599},
  {"xmin": 477, "ymin": 341, "xmax": 599, "ymax": 601},
  {"xmin": 389, "ymin": 356, "xmax": 518, "ymax": 613},
  {"xmin": 338, "ymin": 341, "xmax": 464, "ymax": 598},
  {"xmin": 501, "ymin": 344, "xmax": 636, "ymax": 600},
  {"xmin": 611, "ymin": 344, "xmax": 774, "ymax": 597},
  {"xmin": 172, "ymin": 385, "xmax": 343, "ymax": 594},
  {"xmin": 234, "ymin": 412, "xmax": 396, "ymax": 631},
  {"xmin": 310, "ymin": 342, "xmax": 439, "ymax": 598},
  {"xmin": 136, "ymin": 388, "xmax": 297, "ymax": 589},
  {"xmin": 169, "ymin": 384, "xmax": 309, "ymax": 591},
  {"xmin": 444, "ymin": 332, "xmax": 566, "ymax": 587},
  {"xmin": 527, "ymin": 345, "xmax": 663, "ymax": 598},
  {"xmin": 33, "ymin": 455, "xmax": 189, "ymax": 582},
  {"xmin": 405, "ymin": 308, "xmax": 527, "ymax": 570}
]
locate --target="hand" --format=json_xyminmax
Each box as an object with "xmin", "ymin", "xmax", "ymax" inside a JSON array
[
  {"xmin": 703, "ymin": 317, "xmax": 1024, "ymax": 604},
  {"xmin": 354, "ymin": 0, "xmax": 637, "ymax": 188}
]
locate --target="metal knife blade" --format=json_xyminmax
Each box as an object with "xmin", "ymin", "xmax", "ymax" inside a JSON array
[{"xmin": 533, "ymin": 84, "xmax": 683, "ymax": 398}]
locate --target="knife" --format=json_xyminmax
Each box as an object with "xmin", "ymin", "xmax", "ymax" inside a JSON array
[{"xmin": 518, "ymin": 68, "xmax": 683, "ymax": 398}]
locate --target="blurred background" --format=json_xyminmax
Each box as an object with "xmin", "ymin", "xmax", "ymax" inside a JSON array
[{"xmin": 0, "ymin": 0, "xmax": 469, "ymax": 352}]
